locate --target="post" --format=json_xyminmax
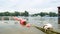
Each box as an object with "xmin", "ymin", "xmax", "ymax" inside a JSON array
[
  {"xmin": 58, "ymin": 7, "xmax": 60, "ymax": 24},
  {"xmin": 2, "ymin": 17, "xmax": 4, "ymax": 23}
]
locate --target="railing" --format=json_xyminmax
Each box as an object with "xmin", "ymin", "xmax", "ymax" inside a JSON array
[{"xmin": 0, "ymin": 16, "xmax": 15, "ymax": 20}]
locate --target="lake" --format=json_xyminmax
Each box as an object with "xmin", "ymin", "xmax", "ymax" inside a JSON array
[{"xmin": 0, "ymin": 16, "xmax": 60, "ymax": 34}]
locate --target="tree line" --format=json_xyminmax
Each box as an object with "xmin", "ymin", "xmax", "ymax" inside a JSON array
[
  {"xmin": 31, "ymin": 12, "xmax": 58, "ymax": 17},
  {"xmin": 0, "ymin": 11, "xmax": 29, "ymax": 16},
  {"xmin": 0, "ymin": 11, "xmax": 58, "ymax": 17}
]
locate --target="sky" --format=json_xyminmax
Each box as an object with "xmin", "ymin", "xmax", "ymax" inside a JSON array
[{"xmin": 0, "ymin": 0, "xmax": 60, "ymax": 14}]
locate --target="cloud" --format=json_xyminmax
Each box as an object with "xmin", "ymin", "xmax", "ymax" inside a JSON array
[{"xmin": 0, "ymin": 0, "xmax": 59, "ymax": 14}]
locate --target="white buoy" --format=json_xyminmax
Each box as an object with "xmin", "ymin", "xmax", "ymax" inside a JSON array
[{"xmin": 43, "ymin": 23, "xmax": 53, "ymax": 31}]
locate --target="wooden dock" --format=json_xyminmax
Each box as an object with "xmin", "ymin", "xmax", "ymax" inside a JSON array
[{"xmin": 33, "ymin": 25, "xmax": 60, "ymax": 34}]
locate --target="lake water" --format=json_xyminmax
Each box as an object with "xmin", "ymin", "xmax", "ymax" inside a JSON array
[{"xmin": 0, "ymin": 16, "xmax": 60, "ymax": 34}]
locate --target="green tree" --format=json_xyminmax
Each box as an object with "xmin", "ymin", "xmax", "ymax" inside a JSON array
[
  {"xmin": 14, "ymin": 11, "xmax": 20, "ymax": 16},
  {"xmin": 40, "ymin": 12, "xmax": 46, "ymax": 17},
  {"xmin": 24, "ymin": 11, "xmax": 29, "ymax": 16},
  {"xmin": 3, "ymin": 11, "xmax": 10, "ymax": 16},
  {"xmin": 49, "ymin": 12, "xmax": 57, "ymax": 17},
  {"xmin": 10, "ymin": 13, "xmax": 15, "ymax": 16},
  {"xmin": 0, "ymin": 13, "xmax": 4, "ymax": 16}
]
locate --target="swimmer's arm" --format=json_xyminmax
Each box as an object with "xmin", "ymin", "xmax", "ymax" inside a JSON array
[{"xmin": 13, "ymin": 17, "xmax": 21, "ymax": 21}]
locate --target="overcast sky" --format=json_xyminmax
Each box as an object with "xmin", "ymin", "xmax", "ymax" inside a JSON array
[{"xmin": 0, "ymin": 0, "xmax": 60, "ymax": 14}]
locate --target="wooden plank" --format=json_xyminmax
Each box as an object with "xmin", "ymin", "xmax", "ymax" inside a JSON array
[
  {"xmin": 33, "ymin": 25, "xmax": 60, "ymax": 34},
  {"xmin": 58, "ymin": 7, "xmax": 60, "ymax": 24}
]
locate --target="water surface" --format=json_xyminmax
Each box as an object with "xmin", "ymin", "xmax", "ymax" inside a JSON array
[{"xmin": 0, "ymin": 16, "xmax": 59, "ymax": 34}]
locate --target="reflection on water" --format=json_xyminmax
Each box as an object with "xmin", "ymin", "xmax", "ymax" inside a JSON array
[{"xmin": 0, "ymin": 16, "xmax": 60, "ymax": 34}]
